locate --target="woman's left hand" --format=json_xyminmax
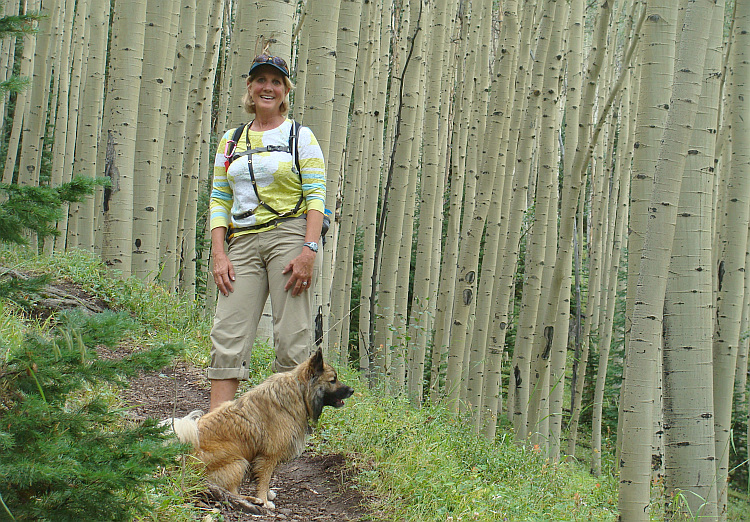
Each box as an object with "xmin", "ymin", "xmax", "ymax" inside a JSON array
[{"xmin": 283, "ymin": 248, "xmax": 316, "ymax": 296}]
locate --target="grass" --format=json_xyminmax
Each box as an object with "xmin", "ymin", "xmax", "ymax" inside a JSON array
[
  {"xmin": 4, "ymin": 245, "xmax": 750, "ymax": 521},
  {"xmin": 315, "ymin": 384, "xmax": 618, "ymax": 521},
  {"xmin": 1, "ymin": 246, "xmax": 212, "ymax": 365}
]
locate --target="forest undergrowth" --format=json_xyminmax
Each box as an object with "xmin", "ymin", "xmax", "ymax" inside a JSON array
[{"xmin": 3, "ymin": 247, "xmax": 749, "ymax": 521}]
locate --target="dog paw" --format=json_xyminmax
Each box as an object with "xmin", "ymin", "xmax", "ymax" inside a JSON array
[
  {"xmin": 264, "ymin": 500, "xmax": 275, "ymax": 509},
  {"xmin": 267, "ymin": 489, "xmax": 277, "ymax": 501}
]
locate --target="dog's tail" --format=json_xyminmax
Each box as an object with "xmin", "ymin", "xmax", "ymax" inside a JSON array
[{"xmin": 159, "ymin": 409, "xmax": 203, "ymax": 448}]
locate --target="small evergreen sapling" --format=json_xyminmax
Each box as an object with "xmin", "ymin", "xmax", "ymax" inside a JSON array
[
  {"xmin": 0, "ymin": 174, "xmax": 184, "ymax": 517},
  {"xmin": 0, "ymin": 311, "xmax": 185, "ymax": 521}
]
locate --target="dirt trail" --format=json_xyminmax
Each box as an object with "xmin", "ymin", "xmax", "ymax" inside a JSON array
[{"xmin": 121, "ymin": 359, "xmax": 371, "ymax": 521}]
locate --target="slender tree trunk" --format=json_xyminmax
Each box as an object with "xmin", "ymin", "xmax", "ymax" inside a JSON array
[
  {"xmin": 523, "ymin": 0, "xmax": 566, "ymax": 450},
  {"xmin": 3, "ymin": 0, "xmax": 41, "ymax": 186},
  {"xmin": 327, "ymin": 0, "xmax": 363, "ymax": 362},
  {"xmin": 479, "ymin": 0, "xmax": 537, "ymax": 427},
  {"xmin": 71, "ymin": 0, "xmax": 110, "ymax": 251},
  {"xmin": 660, "ymin": 2, "xmax": 724, "ymax": 518},
  {"xmin": 179, "ymin": 0, "xmax": 224, "ymax": 297},
  {"xmin": 131, "ymin": 0, "xmax": 180, "ymax": 280},
  {"xmin": 619, "ymin": 0, "xmax": 677, "ymax": 461},
  {"xmin": 618, "ymin": 2, "xmax": 715, "ymax": 517},
  {"xmin": 407, "ymin": 0, "xmax": 458, "ymax": 404},
  {"xmin": 357, "ymin": 0, "xmax": 391, "ymax": 379},
  {"xmin": 157, "ymin": 0, "xmax": 196, "ymax": 287},
  {"xmin": 54, "ymin": 0, "xmax": 90, "ymax": 251},
  {"xmin": 713, "ymin": 2, "xmax": 750, "ymax": 516},
  {"xmin": 467, "ymin": 0, "xmax": 518, "ymax": 428},
  {"xmin": 444, "ymin": 0, "xmax": 495, "ymax": 412},
  {"xmin": 17, "ymin": 0, "xmax": 57, "ymax": 190},
  {"xmin": 100, "ymin": 0, "xmax": 148, "ymax": 276}
]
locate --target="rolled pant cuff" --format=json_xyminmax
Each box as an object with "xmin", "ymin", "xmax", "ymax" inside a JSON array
[
  {"xmin": 272, "ymin": 359, "xmax": 298, "ymax": 373},
  {"xmin": 207, "ymin": 366, "xmax": 250, "ymax": 381}
]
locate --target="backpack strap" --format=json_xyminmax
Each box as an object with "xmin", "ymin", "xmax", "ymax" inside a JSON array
[
  {"xmin": 230, "ymin": 120, "xmax": 306, "ymax": 221},
  {"xmin": 223, "ymin": 124, "xmax": 247, "ymax": 166},
  {"xmin": 288, "ymin": 120, "xmax": 304, "ymax": 214},
  {"xmin": 289, "ymin": 119, "xmax": 302, "ymax": 176}
]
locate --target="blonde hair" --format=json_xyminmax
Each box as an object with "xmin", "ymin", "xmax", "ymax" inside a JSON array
[{"xmin": 242, "ymin": 72, "xmax": 294, "ymax": 116}]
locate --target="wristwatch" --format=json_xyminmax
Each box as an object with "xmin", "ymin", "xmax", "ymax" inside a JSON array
[{"xmin": 303, "ymin": 241, "xmax": 319, "ymax": 253}]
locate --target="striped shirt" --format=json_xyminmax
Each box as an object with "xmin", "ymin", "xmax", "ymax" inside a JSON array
[{"xmin": 209, "ymin": 119, "xmax": 326, "ymax": 234}]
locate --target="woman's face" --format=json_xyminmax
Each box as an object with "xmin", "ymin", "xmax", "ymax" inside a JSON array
[{"xmin": 247, "ymin": 66, "xmax": 289, "ymax": 116}]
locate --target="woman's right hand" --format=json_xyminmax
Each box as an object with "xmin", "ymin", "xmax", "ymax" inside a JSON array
[
  {"xmin": 211, "ymin": 227, "xmax": 235, "ymax": 296},
  {"xmin": 213, "ymin": 251, "xmax": 235, "ymax": 296}
]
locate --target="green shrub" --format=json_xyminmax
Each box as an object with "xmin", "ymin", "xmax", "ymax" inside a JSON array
[{"xmin": 0, "ymin": 311, "xmax": 186, "ymax": 521}]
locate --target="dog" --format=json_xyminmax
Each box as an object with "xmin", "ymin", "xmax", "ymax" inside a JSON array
[{"xmin": 163, "ymin": 348, "xmax": 353, "ymax": 509}]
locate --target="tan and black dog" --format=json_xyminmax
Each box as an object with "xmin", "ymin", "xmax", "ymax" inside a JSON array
[{"xmin": 164, "ymin": 348, "xmax": 353, "ymax": 508}]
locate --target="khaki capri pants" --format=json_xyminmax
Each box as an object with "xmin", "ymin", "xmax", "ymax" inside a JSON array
[{"xmin": 208, "ymin": 217, "xmax": 320, "ymax": 379}]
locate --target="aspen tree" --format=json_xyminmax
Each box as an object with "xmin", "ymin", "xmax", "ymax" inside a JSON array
[
  {"xmin": 213, "ymin": 0, "xmax": 233, "ymax": 134},
  {"xmin": 478, "ymin": 0, "xmax": 538, "ymax": 421},
  {"xmin": 44, "ymin": 0, "xmax": 76, "ymax": 253},
  {"xmin": 467, "ymin": 0, "xmax": 519, "ymax": 427},
  {"xmin": 661, "ymin": 4, "xmax": 723, "ymax": 516},
  {"xmin": 157, "ymin": 0, "xmax": 196, "ymax": 287},
  {"xmin": 373, "ymin": 0, "xmax": 418, "ymax": 391},
  {"xmin": 393, "ymin": 0, "xmax": 430, "ymax": 392},
  {"xmin": 48, "ymin": 0, "xmax": 76, "ymax": 189},
  {"xmin": 713, "ymin": 2, "xmax": 750, "ymax": 516},
  {"xmin": 407, "ymin": 0, "xmax": 459, "ymax": 403},
  {"xmin": 522, "ymin": 0, "xmax": 566, "ymax": 449},
  {"xmin": 327, "ymin": 0, "xmax": 363, "ymax": 363},
  {"xmin": 591, "ymin": 104, "xmax": 630, "ymax": 476},
  {"xmin": 71, "ymin": 0, "xmax": 110, "ymax": 251},
  {"xmin": 553, "ymin": 0, "xmax": 584, "ymax": 455},
  {"xmin": 550, "ymin": 109, "xmax": 590, "ymax": 461},
  {"xmin": 430, "ymin": 5, "xmax": 473, "ymax": 385},
  {"xmin": 292, "ymin": 1, "xmax": 310, "ymax": 114},
  {"xmin": 544, "ymin": 0, "xmax": 617, "ymax": 458},
  {"xmin": 330, "ymin": 0, "xmax": 372, "ymax": 362},
  {"xmin": 0, "ymin": 0, "xmax": 19, "ymax": 121},
  {"xmin": 131, "ymin": 0, "xmax": 180, "ymax": 281},
  {"xmin": 354, "ymin": 0, "xmax": 387, "ymax": 376},
  {"xmin": 179, "ymin": 0, "xmax": 224, "ymax": 297},
  {"xmin": 443, "ymin": 0, "xmax": 496, "ymax": 410},
  {"xmin": 620, "ymin": 0, "xmax": 677, "ymax": 460},
  {"xmin": 300, "ymin": 0, "xmax": 341, "ymax": 354},
  {"xmin": 425, "ymin": 0, "xmax": 459, "ymax": 402},
  {"xmin": 459, "ymin": 0, "xmax": 496, "ymax": 409},
  {"xmin": 3, "ymin": 0, "xmax": 41, "ymax": 186},
  {"xmin": 100, "ymin": 0, "xmax": 148, "ymax": 276},
  {"xmin": 505, "ymin": 0, "xmax": 558, "ymax": 438},
  {"xmin": 54, "ymin": 0, "xmax": 90, "ymax": 251},
  {"xmin": 17, "ymin": 0, "xmax": 57, "ymax": 190},
  {"xmin": 359, "ymin": 0, "xmax": 393, "ymax": 379},
  {"xmin": 342, "ymin": 0, "xmax": 381, "ymax": 373},
  {"xmin": 618, "ymin": 1, "xmax": 715, "ymax": 517}
]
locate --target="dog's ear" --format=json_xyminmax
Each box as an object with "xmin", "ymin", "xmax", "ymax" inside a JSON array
[{"xmin": 310, "ymin": 347, "xmax": 324, "ymax": 376}]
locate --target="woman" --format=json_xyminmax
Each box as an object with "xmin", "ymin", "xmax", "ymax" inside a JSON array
[{"xmin": 208, "ymin": 54, "xmax": 326, "ymax": 411}]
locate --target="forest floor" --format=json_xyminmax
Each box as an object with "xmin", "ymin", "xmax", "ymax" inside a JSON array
[
  {"xmin": 21, "ymin": 268, "xmax": 375, "ymax": 521},
  {"xmin": 120, "ymin": 355, "xmax": 373, "ymax": 521}
]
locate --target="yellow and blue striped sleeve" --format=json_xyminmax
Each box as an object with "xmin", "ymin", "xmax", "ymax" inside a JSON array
[
  {"xmin": 209, "ymin": 129, "xmax": 235, "ymax": 230},
  {"xmin": 298, "ymin": 126, "xmax": 326, "ymax": 215}
]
